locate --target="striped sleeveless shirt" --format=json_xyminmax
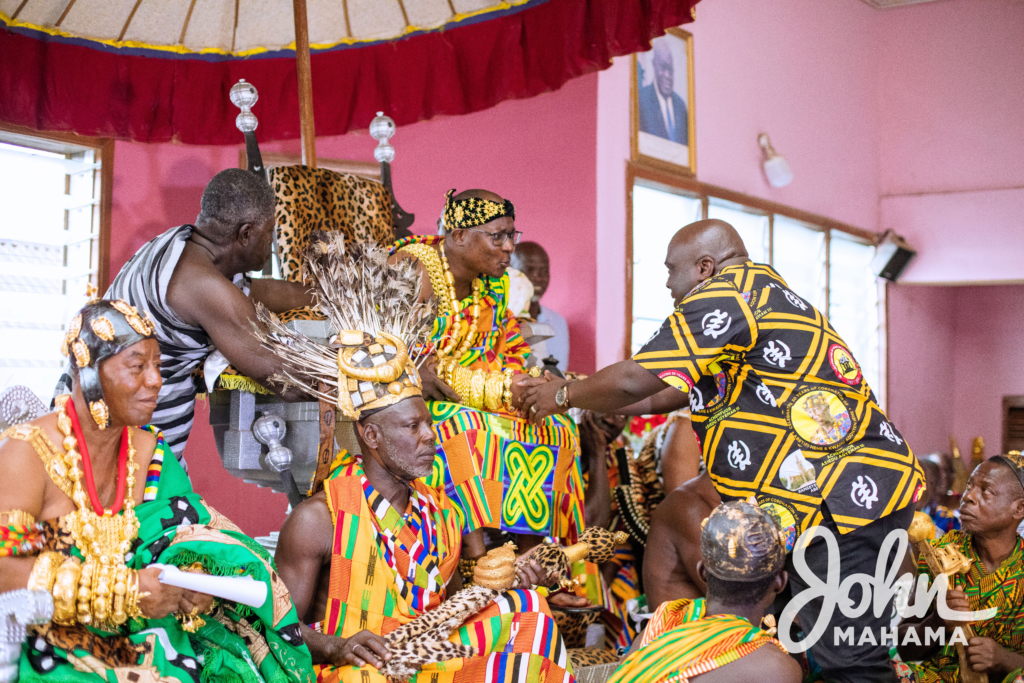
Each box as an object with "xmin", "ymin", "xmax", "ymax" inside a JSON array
[{"xmin": 54, "ymin": 225, "xmax": 247, "ymax": 472}]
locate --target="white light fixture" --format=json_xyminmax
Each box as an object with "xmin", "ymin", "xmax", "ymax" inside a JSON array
[{"xmin": 758, "ymin": 133, "xmax": 793, "ymax": 188}]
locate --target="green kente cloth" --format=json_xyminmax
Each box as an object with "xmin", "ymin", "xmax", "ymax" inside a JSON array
[{"xmin": 17, "ymin": 427, "xmax": 313, "ymax": 683}]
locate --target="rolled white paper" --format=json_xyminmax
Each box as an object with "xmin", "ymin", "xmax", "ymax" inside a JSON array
[{"xmin": 154, "ymin": 565, "xmax": 268, "ymax": 609}]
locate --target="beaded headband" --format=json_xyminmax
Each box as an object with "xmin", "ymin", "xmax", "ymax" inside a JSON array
[
  {"xmin": 442, "ymin": 189, "xmax": 515, "ymax": 232},
  {"xmin": 61, "ymin": 298, "xmax": 157, "ymax": 429}
]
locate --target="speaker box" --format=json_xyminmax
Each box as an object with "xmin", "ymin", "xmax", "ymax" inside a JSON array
[{"xmin": 871, "ymin": 231, "xmax": 915, "ymax": 282}]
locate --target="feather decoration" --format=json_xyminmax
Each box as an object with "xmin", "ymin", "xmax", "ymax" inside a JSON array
[{"xmin": 251, "ymin": 232, "xmax": 434, "ymax": 400}]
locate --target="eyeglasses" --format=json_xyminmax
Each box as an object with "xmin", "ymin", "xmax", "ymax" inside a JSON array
[{"xmin": 463, "ymin": 227, "xmax": 523, "ymax": 247}]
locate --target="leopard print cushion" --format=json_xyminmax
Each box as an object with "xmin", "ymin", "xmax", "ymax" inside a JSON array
[
  {"xmin": 567, "ymin": 647, "xmax": 619, "ymax": 669},
  {"xmin": 553, "ymin": 610, "xmax": 599, "ymax": 649},
  {"xmin": 268, "ymin": 165, "xmax": 395, "ymax": 282}
]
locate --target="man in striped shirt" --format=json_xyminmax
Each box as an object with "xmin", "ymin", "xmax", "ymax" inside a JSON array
[{"xmin": 56, "ymin": 169, "xmax": 312, "ymax": 470}]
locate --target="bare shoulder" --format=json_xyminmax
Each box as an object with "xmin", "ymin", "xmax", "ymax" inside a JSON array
[
  {"xmin": 0, "ymin": 414, "xmax": 60, "ymax": 515},
  {"xmin": 279, "ymin": 492, "xmax": 333, "ymax": 555},
  {"xmin": 130, "ymin": 427, "xmax": 159, "ymax": 470}
]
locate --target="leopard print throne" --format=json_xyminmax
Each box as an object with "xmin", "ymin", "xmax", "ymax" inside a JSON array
[{"xmin": 268, "ymin": 165, "xmax": 395, "ymax": 282}]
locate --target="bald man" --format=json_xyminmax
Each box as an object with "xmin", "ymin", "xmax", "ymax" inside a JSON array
[
  {"xmin": 512, "ymin": 241, "xmax": 570, "ymax": 370},
  {"xmin": 521, "ymin": 219, "xmax": 924, "ymax": 683}
]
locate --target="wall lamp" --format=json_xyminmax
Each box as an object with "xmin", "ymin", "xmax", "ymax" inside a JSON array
[{"xmin": 758, "ymin": 133, "xmax": 793, "ymax": 188}]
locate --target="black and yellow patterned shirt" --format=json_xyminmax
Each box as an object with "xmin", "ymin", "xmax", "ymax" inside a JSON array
[{"xmin": 633, "ymin": 262, "xmax": 923, "ymax": 541}]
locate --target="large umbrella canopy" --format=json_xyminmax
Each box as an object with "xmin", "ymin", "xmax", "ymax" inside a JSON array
[{"xmin": 1, "ymin": 0, "xmax": 698, "ymax": 144}]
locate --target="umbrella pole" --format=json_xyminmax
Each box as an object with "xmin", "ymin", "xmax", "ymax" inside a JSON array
[{"xmin": 293, "ymin": 0, "xmax": 317, "ymax": 168}]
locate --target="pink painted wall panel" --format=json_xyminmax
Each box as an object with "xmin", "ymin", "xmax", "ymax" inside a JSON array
[
  {"xmin": 951, "ymin": 284, "xmax": 1024, "ymax": 458},
  {"xmin": 885, "ymin": 284, "xmax": 956, "ymax": 456},
  {"xmin": 107, "ymin": 75, "xmax": 598, "ymax": 536}
]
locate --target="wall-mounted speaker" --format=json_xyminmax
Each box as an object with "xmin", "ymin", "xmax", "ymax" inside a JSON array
[{"xmin": 871, "ymin": 231, "xmax": 915, "ymax": 282}]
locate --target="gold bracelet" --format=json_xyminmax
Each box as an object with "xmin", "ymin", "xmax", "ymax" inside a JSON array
[
  {"xmin": 76, "ymin": 561, "xmax": 95, "ymax": 625},
  {"xmin": 0, "ymin": 510, "xmax": 37, "ymax": 527},
  {"xmin": 111, "ymin": 565, "xmax": 128, "ymax": 626},
  {"xmin": 91, "ymin": 564, "xmax": 113, "ymax": 626},
  {"xmin": 126, "ymin": 569, "xmax": 147, "ymax": 621},
  {"xmin": 52, "ymin": 557, "xmax": 82, "ymax": 625},
  {"xmin": 502, "ymin": 368, "xmax": 515, "ymax": 413},
  {"xmin": 484, "ymin": 372, "xmax": 505, "ymax": 412},
  {"xmin": 458, "ymin": 557, "xmax": 478, "ymax": 581},
  {"xmin": 27, "ymin": 551, "xmax": 63, "ymax": 592},
  {"xmin": 469, "ymin": 370, "xmax": 486, "ymax": 410}
]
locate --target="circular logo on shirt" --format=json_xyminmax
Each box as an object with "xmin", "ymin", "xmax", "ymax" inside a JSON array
[
  {"xmin": 658, "ymin": 369, "xmax": 693, "ymax": 392},
  {"xmin": 828, "ymin": 344, "xmax": 862, "ymax": 386},
  {"xmin": 787, "ymin": 387, "xmax": 853, "ymax": 448},
  {"xmin": 757, "ymin": 498, "xmax": 799, "ymax": 553},
  {"xmin": 778, "ymin": 450, "xmax": 819, "ymax": 494}
]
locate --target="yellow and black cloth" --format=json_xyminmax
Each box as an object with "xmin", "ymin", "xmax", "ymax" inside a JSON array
[{"xmin": 633, "ymin": 262, "xmax": 923, "ymax": 541}]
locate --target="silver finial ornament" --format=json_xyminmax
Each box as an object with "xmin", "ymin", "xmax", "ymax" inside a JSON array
[
  {"xmin": 230, "ymin": 79, "xmax": 259, "ymax": 133},
  {"xmin": 252, "ymin": 414, "xmax": 293, "ymax": 473},
  {"xmin": 369, "ymin": 112, "xmax": 396, "ymax": 163}
]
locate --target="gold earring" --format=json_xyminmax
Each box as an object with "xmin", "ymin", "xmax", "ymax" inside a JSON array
[{"xmin": 89, "ymin": 400, "xmax": 110, "ymax": 430}]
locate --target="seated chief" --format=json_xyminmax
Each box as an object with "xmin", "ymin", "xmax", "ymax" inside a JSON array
[
  {"xmin": 608, "ymin": 501, "xmax": 800, "ymax": 683},
  {"xmin": 1, "ymin": 298, "xmax": 312, "ymax": 683},
  {"xmin": 257, "ymin": 238, "xmax": 575, "ymax": 683},
  {"xmin": 389, "ymin": 189, "xmax": 584, "ymax": 561},
  {"xmin": 897, "ymin": 455, "xmax": 1024, "ymax": 683},
  {"xmin": 55, "ymin": 169, "xmax": 314, "ymax": 471}
]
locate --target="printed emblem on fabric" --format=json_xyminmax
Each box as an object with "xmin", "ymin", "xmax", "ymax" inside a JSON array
[
  {"xmin": 769, "ymin": 282, "xmax": 808, "ymax": 311},
  {"xmin": 778, "ymin": 449, "xmax": 819, "ymax": 494},
  {"xmin": 786, "ymin": 386, "xmax": 855, "ymax": 450},
  {"xmin": 763, "ymin": 340, "xmax": 792, "ymax": 368},
  {"xmin": 879, "ymin": 421, "xmax": 903, "ymax": 446},
  {"xmin": 689, "ymin": 385, "xmax": 705, "ymax": 413},
  {"xmin": 756, "ymin": 382, "xmax": 778, "ymax": 407},
  {"xmin": 850, "ymin": 475, "xmax": 879, "ymax": 510},
  {"xmin": 702, "ymin": 309, "xmax": 732, "ymax": 340},
  {"xmin": 727, "ymin": 440, "xmax": 752, "ymax": 471},
  {"xmin": 755, "ymin": 497, "xmax": 800, "ymax": 553},
  {"xmin": 503, "ymin": 443, "xmax": 554, "ymax": 532},
  {"xmin": 658, "ymin": 369, "xmax": 693, "ymax": 393},
  {"xmin": 827, "ymin": 343, "xmax": 862, "ymax": 386}
]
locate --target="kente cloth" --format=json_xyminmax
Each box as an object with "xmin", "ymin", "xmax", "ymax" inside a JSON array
[
  {"xmin": 921, "ymin": 501, "xmax": 961, "ymax": 537},
  {"xmin": 633, "ymin": 262, "xmax": 924, "ymax": 537},
  {"xmin": 424, "ymin": 401, "xmax": 584, "ymax": 541},
  {"xmin": 54, "ymin": 225, "xmax": 250, "ymax": 470},
  {"xmin": 390, "ymin": 235, "xmax": 530, "ymax": 373},
  {"xmin": 315, "ymin": 451, "xmax": 574, "ymax": 683},
  {"xmin": 909, "ymin": 529, "xmax": 1024, "ymax": 683},
  {"xmin": 6, "ymin": 424, "xmax": 313, "ymax": 683},
  {"xmin": 607, "ymin": 597, "xmax": 784, "ymax": 683}
]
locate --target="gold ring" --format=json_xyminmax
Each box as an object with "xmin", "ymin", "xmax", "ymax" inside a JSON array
[{"xmin": 530, "ymin": 406, "xmax": 538, "ymax": 414}]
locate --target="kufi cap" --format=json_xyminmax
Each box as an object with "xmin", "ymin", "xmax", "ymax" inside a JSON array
[
  {"xmin": 61, "ymin": 298, "xmax": 157, "ymax": 429},
  {"xmin": 990, "ymin": 451, "xmax": 1024, "ymax": 495},
  {"xmin": 701, "ymin": 501, "xmax": 786, "ymax": 582},
  {"xmin": 441, "ymin": 189, "xmax": 515, "ymax": 232}
]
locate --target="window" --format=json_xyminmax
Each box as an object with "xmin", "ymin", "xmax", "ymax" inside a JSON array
[
  {"xmin": 629, "ymin": 183, "xmax": 702, "ymax": 354},
  {"xmin": 629, "ymin": 170, "xmax": 884, "ymax": 401},
  {"xmin": 0, "ymin": 129, "xmax": 111, "ymax": 404}
]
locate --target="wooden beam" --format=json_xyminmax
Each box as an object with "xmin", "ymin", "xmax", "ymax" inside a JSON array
[{"xmin": 293, "ymin": 0, "xmax": 317, "ymax": 168}]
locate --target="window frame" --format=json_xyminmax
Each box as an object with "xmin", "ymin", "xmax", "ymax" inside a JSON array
[
  {"xmin": 625, "ymin": 161, "xmax": 886, "ymax": 401},
  {"xmin": 0, "ymin": 122, "xmax": 115, "ymax": 292}
]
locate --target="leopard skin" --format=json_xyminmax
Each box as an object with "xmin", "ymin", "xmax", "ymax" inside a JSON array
[{"xmin": 268, "ymin": 165, "xmax": 395, "ymax": 283}]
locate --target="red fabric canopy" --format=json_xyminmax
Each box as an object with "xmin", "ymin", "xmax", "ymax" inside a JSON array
[{"xmin": 0, "ymin": 0, "xmax": 697, "ymax": 145}]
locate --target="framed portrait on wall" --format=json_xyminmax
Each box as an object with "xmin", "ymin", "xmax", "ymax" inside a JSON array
[{"xmin": 632, "ymin": 28, "xmax": 696, "ymax": 176}]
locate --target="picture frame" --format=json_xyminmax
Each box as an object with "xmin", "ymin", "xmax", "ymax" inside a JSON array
[{"xmin": 631, "ymin": 28, "xmax": 696, "ymax": 176}]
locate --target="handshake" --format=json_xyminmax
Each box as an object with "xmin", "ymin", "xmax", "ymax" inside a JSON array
[{"xmin": 417, "ymin": 356, "xmax": 572, "ymax": 423}]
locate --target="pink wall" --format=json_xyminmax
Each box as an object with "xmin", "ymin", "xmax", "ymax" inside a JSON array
[
  {"xmin": 888, "ymin": 283, "xmax": 1024, "ymax": 459},
  {"xmin": 109, "ymin": 75, "xmax": 598, "ymax": 536},
  {"xmin": 596, "ymin": 0, "xmax": 881, "ymax": 366},
  {"xmin": 877, "ymin": 0, "xmax": 1024, "ymax": 283}
]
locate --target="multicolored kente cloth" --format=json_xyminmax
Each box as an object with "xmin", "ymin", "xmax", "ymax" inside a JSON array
[
  {"xmin": 909, "ymin": 529, "xmax": 1024, "ymax": 683},
  {"xmin": 391, "ymin": 235, "xmax": 584, "ymax": 541},
  {"xmin": 607, "ymin": 597, "xmax": 785, "ymax": 683},
  {"xmin": 315, "ymin": 450, "xmax": 574, "ymax": 683},
  {"xmin": 633, "ymin": 262, "xmax": 924, "ymax": 536},
  {"xmin": 4, "ymin": 424, "xmax": 313, "ymax": 683}
]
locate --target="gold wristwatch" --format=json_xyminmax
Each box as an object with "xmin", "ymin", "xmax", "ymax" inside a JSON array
[{"xmin": 555, "ymin": 381, "xmax": 573, "ymax": 410}]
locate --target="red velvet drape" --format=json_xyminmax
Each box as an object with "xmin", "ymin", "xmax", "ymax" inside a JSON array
[{"xmin": 0, "ymin": 0, "xmax": 697, "ymax": 144}]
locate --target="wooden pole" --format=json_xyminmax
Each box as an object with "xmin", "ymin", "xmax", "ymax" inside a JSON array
[{"xmin": 293, "ymin": 0, "xmax": 317, "ymax": 167}]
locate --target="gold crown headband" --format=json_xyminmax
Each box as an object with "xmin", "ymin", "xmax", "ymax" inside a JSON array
[{"xmin": 442, "ymin": 189, "xmax": 515, "ymax": 232}]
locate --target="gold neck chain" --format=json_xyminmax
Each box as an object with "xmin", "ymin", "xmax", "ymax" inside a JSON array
[
  {"xmin": 437, "ymin": 241, "xmax": 483, "ymax": 361},
  {"xmin": 53, "ymin": 394, "xmax": 140, "ymax": 629}
]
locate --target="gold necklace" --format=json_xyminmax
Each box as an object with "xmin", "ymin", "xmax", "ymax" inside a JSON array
[
  {"xmin": 437, "ymin": 241, "xmax": 482, "ymax": 362},
  {"xmin": 54, "ymin": 395, "xmax": 139, "ymax": 629}
]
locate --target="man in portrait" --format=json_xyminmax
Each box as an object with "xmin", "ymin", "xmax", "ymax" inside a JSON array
[{"xmin": 638, "ymin": 38, "xmax": 689, "ymax": 145}]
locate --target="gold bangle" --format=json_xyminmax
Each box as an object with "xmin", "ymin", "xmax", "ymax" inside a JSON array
[
  {"xmin": 52, "ymin": 557, "xmax": 82, "ymax": 625},
  {"xmin": 111, "ymin": 565, "xmax": 128, "ymax": 626},
  {"xmin": 76, "ymin": 561, "xmax": 95, "ymax": 625},
  {"xmin": 27, "ymin": 551, "xmax": 63, "ymax": 592},
  {"xmin": 0, "ymin": 510, "xmax": 37, "ymax": 527},
  {"xmin": 469, "ymin": 370, "xmax": 486, "ymax": 410},
  {"xmin": 91, "ymin": 564, "xmax": 113, "ymax": 626},
  {"xmin": 126, "ymin": 569, "xmax": 147, "ymax": 621},
  {"xmin": 502, "ymin": 368, "xmax": 515, "ymax": 413}
]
